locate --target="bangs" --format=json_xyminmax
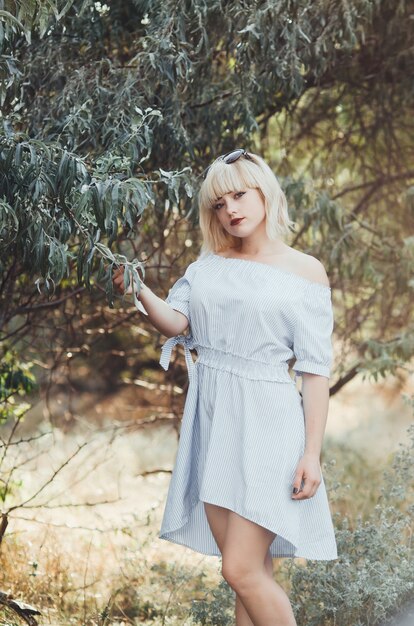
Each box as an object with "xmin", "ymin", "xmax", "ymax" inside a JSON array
[
  {"xmin": 197, "ymin": 150, "xmax": 296, "ymax": 251},
  {"xmin": 200, "ymin": 158, "xmax": 262, "ymax": 207}
]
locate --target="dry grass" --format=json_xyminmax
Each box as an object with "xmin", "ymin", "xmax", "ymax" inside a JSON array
[
  {"xmin": 0, "ymin": 434, "xmax": 399, "ymax": 626},
  {"xmin": 1, "ymin": 376, "xmax": 412, "ymax": 625},
  {"xmin": 0, "ymin": 518, "xmax": 222, "ymax": 625}
]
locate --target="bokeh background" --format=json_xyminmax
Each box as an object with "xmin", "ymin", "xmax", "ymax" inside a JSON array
[{"xmin": 1, "ymin": 1, "xmax": 413, "ymax": 624}]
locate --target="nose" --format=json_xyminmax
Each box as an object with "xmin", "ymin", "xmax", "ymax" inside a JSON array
[{"xmin": 225, "ymin": 197, "xmax": 238, "ymax": 215}]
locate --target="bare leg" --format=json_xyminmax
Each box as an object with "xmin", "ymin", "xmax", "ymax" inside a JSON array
[
  {"xmin": 203, "ymin": 503, "xmax": 294, "ymax": 626},
  {"xmin": 204, "ymin": 502, "xmax": 257, "ymax": 626},
  {"xmin": 221, "ymin": 510, "xmax": 297, "ymax": 626},
  {"xmin": 235, "ymin": 548, "xmax": 274, "ymax": 626}
]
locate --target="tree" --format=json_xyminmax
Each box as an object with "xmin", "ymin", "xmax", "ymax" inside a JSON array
[{"xmin": 0, "ymin": 0, "xmax": 413, "ymax": 394}]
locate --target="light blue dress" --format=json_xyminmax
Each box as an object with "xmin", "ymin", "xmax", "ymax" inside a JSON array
[{"xmin": 143, "ymin": 251, "xmax": 337, "ymax": 560}]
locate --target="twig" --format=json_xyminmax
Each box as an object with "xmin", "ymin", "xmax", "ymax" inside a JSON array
[
  {"xmin": 8, "ymin": 514, "xmax": 127, "ymax": 534},
  {"xmin": 10, "ymin": 287, "xmax": 86, "ymax": 315},
  {"xmin": 7, "ymin": 442, "xmax": 88, "ymax": 512},
  {"xmin": 19, "ymin": 497, "xmax": 124, "ymax": 510},
  {"xmin": 137, "ymin": 468, "xmax": 172, "ymax": 477},
  {"xmin": 0, "ymin": 431, "xmax": 52, "ymax": 449}
]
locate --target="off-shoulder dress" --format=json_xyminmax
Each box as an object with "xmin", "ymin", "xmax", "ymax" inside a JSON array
[{"xmin": 138, "ymin": 251, "xmax": 337, "ymax": 560}]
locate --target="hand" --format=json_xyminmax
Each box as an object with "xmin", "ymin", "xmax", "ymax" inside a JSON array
[
  {"xmin": 112, "ymin": 265, "xmax": 133, "ymax": 295},
  {"xmin": 291, "ymin": 453, "xmax": 321, "ymax": 500}
]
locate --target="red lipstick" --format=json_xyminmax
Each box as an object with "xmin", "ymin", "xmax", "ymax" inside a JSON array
[{"xmin": 230, "ymin": 218, "xmax": 244, "ymax": 226}]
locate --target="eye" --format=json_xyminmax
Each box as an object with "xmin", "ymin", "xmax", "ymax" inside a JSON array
[{"xmin": 212, "ymin": 191, "xmax": 244, "ymax": 210}]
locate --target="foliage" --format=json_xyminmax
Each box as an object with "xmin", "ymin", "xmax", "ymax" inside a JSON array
[
  {"xmin": 0, "ymin": 0, "xmax": 412, "ymax": 564},
  {"xmin": 287, "ymin": 416, "xmax": 414, "ymax": 626},
  {"xmin": 0, "ymin": 348, "xmax": 36, "ymax": 424},
  {"xmin": 190, "ymin": 579, "xmax": 235, "ymax": 625},
  {"xmin": 0, "ymin": 348, "xmax": 36, "ymax": 540},
  {"xmin": 0, "ymin": 130, "xmax": 194, "ymax": 299},
  {"xmin": 0, "ymin": 343, "xmax": 105, "ymax": 546},
  {"xmin": 0, "ymin": 0, "xmax": 412, "ymax": 392},
  {"xmin": 0, "ymin": 5, "xmax": 412, "ymax": 622},
  {"xmin": 0, "ymin": 348, "xmax": 36, "ymax": 500},
  {"xmin": 185, "ymin": 419, "xmax": 414, "ymax": 626},
  {"xmin": 0, "ymin": 408, "xmax": 412, "ymax": 624}
]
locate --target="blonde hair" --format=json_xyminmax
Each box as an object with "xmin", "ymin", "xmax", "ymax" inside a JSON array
[{"xmin": 198, "ymin": 152, "xmax": 296, "ymax": 255}]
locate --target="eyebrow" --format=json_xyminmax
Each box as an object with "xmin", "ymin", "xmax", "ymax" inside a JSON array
[{"xmin": 213, "ymin": 190, "xmax": 243, "ymax": 202}]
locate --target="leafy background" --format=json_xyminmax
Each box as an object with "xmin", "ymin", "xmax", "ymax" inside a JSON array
[{"xmin": 0, "ymin": 1, "xmax": 413, "ymax": 624}]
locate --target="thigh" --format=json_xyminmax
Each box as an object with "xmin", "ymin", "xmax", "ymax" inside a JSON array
[
  {"xmin": 222, "ymin": 510, "xmax": 276, "ymax": 573},
  {"xmin": 203, "ymin": 501, "xmax": 230, "ymax": 553}
]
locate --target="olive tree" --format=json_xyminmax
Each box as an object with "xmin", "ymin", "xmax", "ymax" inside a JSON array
[{"xmin": 0, "ymin": 0, "xmax": 413, "ymax": 393}]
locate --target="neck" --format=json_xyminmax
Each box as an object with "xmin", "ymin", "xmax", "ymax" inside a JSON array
[{"xmin": 233, "ymin": 240, "xmax": 288, "ymax": 257}]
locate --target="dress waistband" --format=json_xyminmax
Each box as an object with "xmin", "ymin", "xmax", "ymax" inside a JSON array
[
  {"xmin": 195, "ymin": 344, "xmax": 294, "ymax": 383},
  {"xmin": 159, "ymin": 337, "xmax": 294, "ymax": 384}
]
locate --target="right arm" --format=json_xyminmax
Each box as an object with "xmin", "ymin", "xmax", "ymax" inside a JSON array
[{"xmin": 112, "ymin": 267, "xmax": 189, "ymax": 338}]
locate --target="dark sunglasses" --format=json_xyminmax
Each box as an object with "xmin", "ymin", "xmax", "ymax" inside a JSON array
[{"xmin": 202, "ymin": 149, "xmax": 253, "ymax": 180}]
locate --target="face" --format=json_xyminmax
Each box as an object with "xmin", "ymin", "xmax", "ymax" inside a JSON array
[{"xmin": 211, "ymin": 187, "xmax": 266, "ymax": 237}]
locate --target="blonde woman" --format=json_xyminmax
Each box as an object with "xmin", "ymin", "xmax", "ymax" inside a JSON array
[{"xmin": 113, "ymin": 149, "xmax": 337, "ymax": 626}]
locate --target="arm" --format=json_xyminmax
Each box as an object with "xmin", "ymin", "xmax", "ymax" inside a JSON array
[
  {"xmin": 291, "ymin": 372, "xmax": 330, "ymax": 500},
  {"xmin": 112, "ymin": 266, "xmax": 189, "ymax": 338},
  {"xmin": 291, "ymin": 257, "xmax": 332, "ymax": 500}
]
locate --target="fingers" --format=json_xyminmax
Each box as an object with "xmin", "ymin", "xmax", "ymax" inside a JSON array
[
  {"xmin": 291, "ymin": 467, "xmax": 321, "ymax": 500},
  {"xmin": 292, "ymin": 477, "xmax": 321, "ymax": 500},
  {"xmin": 112, "ymin": 265, "xmax": 128, "ymax": 294},
  {"xmin": 112, "ymin": 265, "xmax": 142, "ymax": 297},
  {"xmin": 291, "ymin": 468, "xmax": 304, "ymax": 499}
]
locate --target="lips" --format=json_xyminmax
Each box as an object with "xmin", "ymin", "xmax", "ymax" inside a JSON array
[{"xmin": 230, "ymin": 218, "xmax": 244, "ymax": 226}]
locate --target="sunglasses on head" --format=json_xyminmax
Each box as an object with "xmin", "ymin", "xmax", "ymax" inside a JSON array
[{"xmin": 202, "ymin": 148, "xmax": 253, "ymax": 180}]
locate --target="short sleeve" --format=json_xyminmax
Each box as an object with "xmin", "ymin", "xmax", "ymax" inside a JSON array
[
  {"xmin": 165, "ymin": 261, "xmax": 197, "ymax": 325},
  {"xmin": 292, "ymin": 284, "xmax": 334, "ymax": 379}
]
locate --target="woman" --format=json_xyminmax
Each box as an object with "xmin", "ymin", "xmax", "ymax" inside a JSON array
[{"xmin": 113, "ymin": 149, "xmax": 337, "ymax": 626}]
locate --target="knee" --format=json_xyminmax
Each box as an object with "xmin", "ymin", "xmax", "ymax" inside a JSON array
[{"xmin": 221, "ymin": 557, "xmax": 261, "ymax": 594}]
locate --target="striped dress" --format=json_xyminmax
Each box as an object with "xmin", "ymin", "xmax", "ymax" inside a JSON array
[{"xmin": 147, "ymin": 251, "xmax": 337, "ymax": 560}]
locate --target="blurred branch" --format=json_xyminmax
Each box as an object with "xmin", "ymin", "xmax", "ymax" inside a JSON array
[
  {"xmin": 11, "ymin": 287, "xmax": 86, "ymax": 315},
  {"xmin": 0, "ymin": 591, "xmax": 41, "ymax": 626}
]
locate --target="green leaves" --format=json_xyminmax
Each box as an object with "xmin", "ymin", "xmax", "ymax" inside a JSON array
[
  {"xmin": 0, "ymin": 135, "xmax": 166, "ymax": 299},
  {"xmin": 83, "ymin": 175, "xmax": 153, "ymax": 243},
  {"xmin": 0, "ymin": 349, "xmax": 36, "ymax": 424},
  {"xmin": 92, "ymin": 243, "xmax": 145, "ymax": 310},
  {"xmin": 158, "ymin": 166, "xmax": 193, "ymax": 207},
  {"xmin": 0, "ymin": 0, "xmax": 411, "ymax": 387},
  {"xmin": 288, "ymin": 424, "xmax": 414, "ymax": 626},
  {"xmin": 362, "ymin": 333, "xmax": 414, "ymax": 382},
  {"xmin": 0, "ymin": 1, "xmax": 76, "ymax": 102}
]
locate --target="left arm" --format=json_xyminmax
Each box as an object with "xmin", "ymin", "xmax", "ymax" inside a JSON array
[
  {"xmin": 290, "ymin": 256, "xmax": 333, "ymax": 500},
  {"xmin": 291, "ymin": 373, "xmax": 330, "ymax": 500}
]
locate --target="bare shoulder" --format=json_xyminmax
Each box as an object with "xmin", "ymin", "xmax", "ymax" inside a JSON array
[{"xmin": 287, "ymin": 249, "xmax": 331, "ymax": 287}]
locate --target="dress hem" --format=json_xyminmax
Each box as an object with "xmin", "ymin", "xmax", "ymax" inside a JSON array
[{"xmin": 158, "ymin": 496, "xmax": 338, "ymax": 562}]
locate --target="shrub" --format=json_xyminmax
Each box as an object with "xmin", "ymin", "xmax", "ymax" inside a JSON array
[
  {"xmin": 190, "ymin": 579, "xmax": 235, "ymax": 626},
  {"xmin": 288, "ymin": 418, "xmax": 414, "ymax": 626},
  {"xmin": 189, "ymin": 400, "xmax": 414, "ymax": 626}
]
